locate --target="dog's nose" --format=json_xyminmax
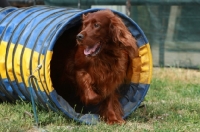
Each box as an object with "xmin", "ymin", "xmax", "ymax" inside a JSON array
[{"xmin": 76, "ymin": 33, "xmax": 84, "ymax": 40}]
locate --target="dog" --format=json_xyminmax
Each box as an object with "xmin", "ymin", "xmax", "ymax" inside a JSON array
[
  {"xmin": 74, "ymin": 10, "xmax": 138, "ymax": 124},
  {"xmin": 51, "ymin": 9, "xmax": 138, "ymax": 124}
]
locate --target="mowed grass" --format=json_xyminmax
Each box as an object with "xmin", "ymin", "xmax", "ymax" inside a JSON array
[{"xmin": 0, "ymin": 68, "xmax": 200, "ymax": 132}]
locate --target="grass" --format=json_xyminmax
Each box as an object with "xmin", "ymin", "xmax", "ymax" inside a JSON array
[{"xmin": 0, "ymin": 67, "xmax": 200, "ymax": 132}]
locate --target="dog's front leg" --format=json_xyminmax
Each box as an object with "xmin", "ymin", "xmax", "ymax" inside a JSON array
[
  {"xmin": 76, "ymin": 70, "xmax": 101, "ymax": 105},
  {"xmin": 100, "ymin": 93, "xmax": 125, "ymax": 124}
]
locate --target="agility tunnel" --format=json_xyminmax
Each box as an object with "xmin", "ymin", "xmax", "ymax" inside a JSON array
[{"xmin": 0, "ymin": 6, "xmax": 152, "ymax": 124}]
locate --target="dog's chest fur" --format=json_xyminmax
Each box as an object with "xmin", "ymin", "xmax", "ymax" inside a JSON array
[{"xmin": 74, "ymin": 46, "xmax": 129, "ymax": 89}]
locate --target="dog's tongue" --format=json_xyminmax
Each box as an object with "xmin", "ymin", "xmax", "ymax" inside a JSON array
[{"xmin": 84, "ymin": 42, "xmax": 100, "ymax": 56}]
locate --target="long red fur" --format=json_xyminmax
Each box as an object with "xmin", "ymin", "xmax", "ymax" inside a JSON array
[{"xmin": 60, "ymin": 10, "xmax": 138, "ymax": 124}]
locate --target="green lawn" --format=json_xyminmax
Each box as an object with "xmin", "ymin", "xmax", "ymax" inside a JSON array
[{"xmin": 0, "ymin": 68, "xmax": 200, "ymax": 132}]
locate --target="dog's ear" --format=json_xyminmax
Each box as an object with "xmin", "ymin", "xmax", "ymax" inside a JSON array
[{"xmin": 109, "ymin": 14, "xmax": 138, "ymax": 58}]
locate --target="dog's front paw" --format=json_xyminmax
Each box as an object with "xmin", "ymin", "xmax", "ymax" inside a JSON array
[
  {"xmin": 81, "ymin": 88, "xmax": 101, "ymax": 105},
  {"xmin": 107, "ymin": 118, "xmax": 125, "ymax": 125}
]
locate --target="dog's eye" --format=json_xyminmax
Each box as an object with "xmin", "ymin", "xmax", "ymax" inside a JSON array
[{"xmin": 94, "ymin": 23, "xmax": 100, "ymax": 28}]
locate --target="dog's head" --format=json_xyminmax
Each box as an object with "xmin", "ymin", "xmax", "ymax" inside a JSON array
[{"xmin": 76, "ymin": 10, "xmax": 138, "ymax": 57}]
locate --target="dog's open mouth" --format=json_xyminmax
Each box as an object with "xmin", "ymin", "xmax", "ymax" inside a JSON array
[{"xmin": 84, "ymin": 42, "xmax": 101, "ymax": 56}]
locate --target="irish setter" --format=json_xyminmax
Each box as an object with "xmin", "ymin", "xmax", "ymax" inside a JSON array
[
  {"xmin": 51, "ymin": 9, "xmax": 138, "ymax": 124},
  {"xmin": 74, "ymin": 10, "xmax": 139, "ymax": 124}
]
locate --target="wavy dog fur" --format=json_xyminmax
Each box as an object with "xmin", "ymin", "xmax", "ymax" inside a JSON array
[{"xmin": 60, "ymin": 10, "xmax": 138, "ymax": 124}]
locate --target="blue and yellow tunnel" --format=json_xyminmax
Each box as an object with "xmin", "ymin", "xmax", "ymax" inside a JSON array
[{"xmin": 0, "ymin": 6, "xmax": 152, "ymax": 124}]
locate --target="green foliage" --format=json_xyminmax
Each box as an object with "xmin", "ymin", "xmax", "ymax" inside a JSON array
[{"xmin": 0, "ymin": 68, "xmax": 200, "ymax": 132}]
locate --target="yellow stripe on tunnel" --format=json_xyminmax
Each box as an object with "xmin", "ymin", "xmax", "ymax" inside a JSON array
[
  {"xmin": 0, "ymin": 41, "xmax": 53, "ymax": 93},
  {"xmin": 6, "ymin": 43, "xmax": 15, "ymax": 81},
  {"xmin": 14, "ymin": 44, "xmax": 24, "ymax": 83},
  {"xmin": 0, "ymin": 41, "xmax": 7, "ymax": 79},
  {"xmin": 131, "ymin": 43, "xmax": 152, "ymax": 84},
  {"xmin": 44, "ymin": 51, "xmax": 54, "ymax": 93}
]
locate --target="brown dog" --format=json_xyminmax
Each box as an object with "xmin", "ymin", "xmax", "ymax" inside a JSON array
[
  {"xmin": 52, "ymin": 9, "xmax": 138, "ymax": 124},
  {"xmin": 74, "ymin": 10, "xmax": 138, "ymax": 124}
]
